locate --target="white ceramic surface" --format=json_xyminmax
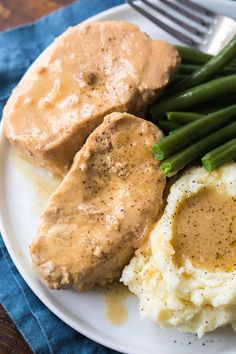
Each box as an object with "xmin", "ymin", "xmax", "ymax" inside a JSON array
[
  {"xmin": 1, "ymin": 2, "xmax": 236, "ymax": 354},
  {"xmin": 195, "ymin": 0, "xmax": 236, "ymax": 20}
]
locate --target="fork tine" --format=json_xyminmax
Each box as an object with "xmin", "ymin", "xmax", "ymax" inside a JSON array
[
  {"xmin": 178, "ymin": 0, "xmax": 215, "ymax": 17},
  {"xmin": 127, "ymin": 1, "xmax": 200, "ymax": 47},
  {"xmin": 159, "ymin": 0, "xmax": 211, "ymax": 26},
  {"xmin": 140, "ymin": 0, "xmax": 206, "ymax": 36}
]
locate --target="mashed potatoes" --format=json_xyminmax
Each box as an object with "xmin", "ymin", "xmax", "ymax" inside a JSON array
[{"xmin": 121, "ymin": 162, "xmax": 236, "ymax": 337}]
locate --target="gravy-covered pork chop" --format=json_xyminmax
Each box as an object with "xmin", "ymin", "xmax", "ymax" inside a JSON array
[
  {"xmin": 4, "ymin": 21, "xmax": 179, "ymax": 176},
  {"xmin": 30, "ymin": 112, "xmax": 166, "ymax": 291}
]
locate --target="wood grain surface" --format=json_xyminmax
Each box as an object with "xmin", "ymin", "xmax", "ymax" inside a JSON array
[
  {"xmin": 0, "ymin": 0, "xmax": 74, "ymax": 31},
  {"xmin": 0, "ymin": 2, "xmax": 75, "ymax": 352},
  {"xmin": 0, "ymin": 304, "xmax": 32, "ymax": 354}
]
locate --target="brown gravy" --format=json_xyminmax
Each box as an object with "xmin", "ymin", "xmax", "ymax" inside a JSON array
[
  {"xmin": 97, "ymin": 282, "xmax": 132, "ymax": 325},
  {"xmin": 11, "ymin": 148, "xmax": 61, "ymax": 214},
  {"xmin": 172, "ymin": 188, "xmax": 236, "ymax": 272}
]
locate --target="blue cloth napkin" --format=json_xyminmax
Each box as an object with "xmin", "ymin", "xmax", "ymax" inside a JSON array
[{"xmin": 0, "ymin": 1, "xmax": 125, "ymax": 353}]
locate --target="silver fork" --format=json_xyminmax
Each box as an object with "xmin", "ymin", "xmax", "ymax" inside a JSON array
[{"xmin": 127, "ymin": 0, "xmax": 236, "ymax": 54}]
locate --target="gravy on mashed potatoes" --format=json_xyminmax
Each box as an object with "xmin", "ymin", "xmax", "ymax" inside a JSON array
[
  {"xmin": 122, "ymin": 162, "xmax": 236, "ymax": 337},
  {"xmin": 173, "ymin": 187, "xmax": 236, "ymax": 272}
]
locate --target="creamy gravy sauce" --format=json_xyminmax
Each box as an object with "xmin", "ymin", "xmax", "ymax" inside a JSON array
[
  {"xmin": 172, "ymin": 188, "xmax": 236, "ymax": 272},
  {"xmin": 11, "ymin": 148, "xmax": 61, "ymax": 214},
  {"xmin": 97, "ymin": 282, "xmax": 132, "ymax": 325}
]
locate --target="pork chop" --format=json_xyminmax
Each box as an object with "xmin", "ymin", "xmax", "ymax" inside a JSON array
[
  {"xmin": 3, "ymin": 21, "xmax": 180, "ymax": 176},
  {"xmin": 30, "ymin": 112, "xmax": 166, "ymax": 291}
]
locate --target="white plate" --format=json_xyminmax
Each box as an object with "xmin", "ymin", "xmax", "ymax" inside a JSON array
[{"xmin": 1, "ymin": 2, "xmax": 236, "ymax": 354}]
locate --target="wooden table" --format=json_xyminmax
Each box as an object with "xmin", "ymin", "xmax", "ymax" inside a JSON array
[{"xmin": 0, "ymin": 2, "xmax": 75, "ymax": 352}]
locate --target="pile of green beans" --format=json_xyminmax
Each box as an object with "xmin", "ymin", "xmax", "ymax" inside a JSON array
[
  {"xmin": 150, "ymin": 37, "xmax": 236, "ymax": 175},
  {"xmin": 174, "ymin": 36, "xmax": 236, "ymax": 92},
  {"xmin": 178, "ymin": 63, "xmax": 236, "ymax": 76},
  {"xmin": 202, "ymin": 138, "xmax": 236, "ymax": 171},
  {"xmin": 152, "ymin": 105, "xmax": 236, "ymax": 160},
  {"xmin": 176, "ymin": 45, "xmax": 236, "ymax": 66},
  {"xmin": 160, "ymin": 121, "xmax": 236, "ymax": 176},
  {"xmin": 150, "ymin": 74, "xmax": 236, "ymax": 118}
]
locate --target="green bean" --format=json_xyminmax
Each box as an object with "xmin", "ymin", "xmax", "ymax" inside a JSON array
[
  {"xmin": 176, "ymin": 46, "xmax": 212, "ymax": 65},
  {"xmin": 157, "ymin": 120, "xmax": 180, "ymax": 133},
  {"xmin": 197, "ymin": 105, "xmax": 229, "ymax": 114},
  {"xmin": 178, "ymin": 63, "xmax": 236, "ymax": 76},
  {"xmin": 174, "ymin": 74, "xmax": 187, "ymax": 80},
  {"xmin": 174, "ymin": 36, "xmax": 236, "ymax": 91},
  {"xmin": 196, "ymin": 92, "xmax": 236, "ymax": 113},
  {"xmin": 202, "ymin": 138, "xmax": 236, "ymax": 171},
  {"xmin": 160, "ymin": 121, "xmax": 236, "ymax": 176},
  {"xmin": 152, "ymin": 104, "xmax": 236, "ymax": 160},
  {"xmin": 166, "ymin": 112, "xmax": 204, "ymax": 124},
  {"xmin": 169, "ymin": 127, "xmax": 182, "ymax": 135},
  {"xmin": 176, "ymin": 45, "xmax": 236, "ymax": 67},
  {"xmin": 150, "ymin": 74, "xmax": 236, "ymax": 118},
  {"xmin": 178, "ymin": 64, "xmax": 202, "ymax": 75}
]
